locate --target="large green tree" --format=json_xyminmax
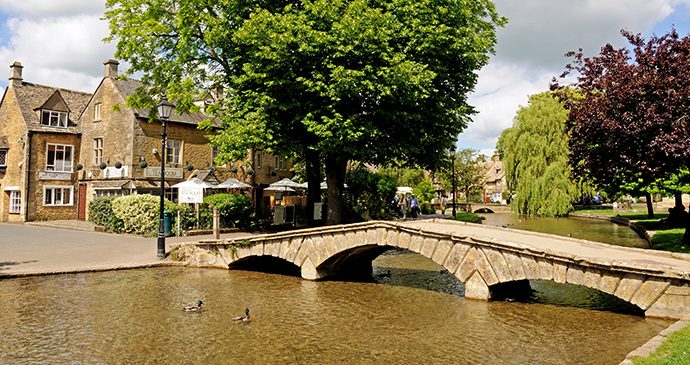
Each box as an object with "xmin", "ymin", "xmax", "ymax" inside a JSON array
[
  {"xmin": 105, "ymin": 0, "xmax": 506, "ymax": 224},
  {"xmin": 497, "ymin": 91, "xmax": 585, "ymax": 216},
  {"xmin": 439, "ymin": 148, "xmax": 486, "ymax": 203}
]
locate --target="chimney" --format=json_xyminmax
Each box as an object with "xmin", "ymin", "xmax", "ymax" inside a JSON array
[
  {"xmin": 9, "ymin": 61, "xmax": 23, "ymax": 88},
  {"xmin": 103, "ymin": 59, "xmax": 119, "ymax": 78}
]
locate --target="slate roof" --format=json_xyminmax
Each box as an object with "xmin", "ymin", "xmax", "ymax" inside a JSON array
[
  {"xmin": 483, "ymin": 159, "xmax": 505, "ymax": 183},
  {"xmin": 12, "ymin": 82, "xmax": 92, "ymax": 134},
  {"xmin": 114, "ymin": 78, "xmax": 210, "ymax": 126}
]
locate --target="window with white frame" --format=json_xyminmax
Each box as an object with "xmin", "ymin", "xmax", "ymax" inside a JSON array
[
  {"xmin": 44, "ymin": 186, "xmax": 73, "ymax": 206},
  {"xmin": 166, "ymin": 139, "xmax": 181, "ymax": 164},
  {"xmin": 0, "ymin": 149, "xmax": 7, "ymax": 167},
  {"xmin": 94, "ymin": 103, "xmax": 102, "ymax": 121},
  {"xmin": 41, "ymin": 110, "xmax": 68, "ymax": 128},
  {"xmin": 46, "ymin": 143, "xmax": 73, "ymax": 172},
  {"xmin": 93, "ymin": 138, "xmax": 103, "ymax": 165},
  {"xmin": 95, "ymin": 189, "xmax": 123, "ymax": 198},
  {"xmin": 9, "ymin": 191, "xmax": 20, "ymax": 213}
]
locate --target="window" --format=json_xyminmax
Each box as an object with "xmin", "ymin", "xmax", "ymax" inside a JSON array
[
  {"xmin": 46, "ymin": 143, "xmax": 73, "ymax": 172},
  {"xmin": 9, "ymin": 191, "xmax": 20, "ymax": 213},
  {"xmin": 44, "ymin": 186, "xmax": 73, "ymax": 206},
  {"xmin": 95, "ymin": 189, "xmax": 123, "ymax": 198},
  {"xmin": 257, "ymin": 153, "xmax": 262, "ymax": 169},
  {"xmin": 0, "ymin": 149, "xmax": 6, "ymax": 167},
  {"xmin": 275, "ymin": 156, "xmax": 285, "ymax": 170},
  {"xmin": 93, "ymin": 138, "xmax": 103, "ymax": 165},
  {"xmin": 212, "ymin": 147, "xmax": 218, "ymax": 165},
  {"xmin": 166, "ymin": 139, "xmax": 181, "ymax": 164},
  {"xmin": 41, "ymin": 110, "xmax": 68, "ymax": 128},
  {"xmin": 94, "ymin": 103, "xmax": 102, "ymax": 121}
]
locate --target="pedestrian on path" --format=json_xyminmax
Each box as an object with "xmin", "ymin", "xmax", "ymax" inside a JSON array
[
  {"xmin": 398, "ymin": 194, "xmax": 409, "ymax": 220},
  {"xmin": 410, "ymin": 195, "xmax": 419, "ymax": 220},
  {"xmin": 440, "ymin": 195, "xmax": 447, "ymax": 216}
]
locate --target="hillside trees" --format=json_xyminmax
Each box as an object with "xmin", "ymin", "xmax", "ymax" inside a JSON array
[
  {"xmin": 104, "ymin": 0, "xmax": 506, "ymax": 224},
  {"xmin": 497, "ymin": 91, "xmax": 585, "ymax": 216}
]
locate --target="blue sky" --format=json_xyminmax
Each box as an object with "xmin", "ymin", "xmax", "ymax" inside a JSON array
[{"xmin": 0, "ymin": 0, "xmax": 688, "ymax": 158}]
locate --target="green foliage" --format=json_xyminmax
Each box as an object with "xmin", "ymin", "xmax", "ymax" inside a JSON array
[
  {"xmin": 344, "ymin": 168, "xmax": 398, "ymax": 221},
  {"xmin": 420, "ymin": 202, "xmax": 436, "ymax": 215},
  {"xmin": 88, "ymin": 196, "xmax": 124, "ymax": 233},
  {"xmin": 438, "ymin": 148, "xmax": 486, "ymax": 203},
  {"xmin": 444, "ymin": 211, "xmax": 483, "ymax": 223},
  {"xmin": 413, "ymin": 179, "xmax": 436, "ymax": 203},
  {"xmin": 498, "ymin": 91, "xmax": 584, "ymax": 216},
  {"xmin": 104, "ymin": 0, "xmax": 507, "ymax": 224},
  {"xmin": 111, "ymin": 194, "xmax": 161, "ymax": 235},
  {"xmin": 200, "ymin": 193, "xmax": 254, "ymax": 229}
]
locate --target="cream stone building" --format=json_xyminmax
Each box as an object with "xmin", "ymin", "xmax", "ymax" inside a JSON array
[
  {"xmin": 0, "ymin": 62, "xmax": 91, "ymax": 222},
  {"xmin": 0, "ymin": 60, "xmax": 293, "ymax": 222},
  {"xmin": 482, "ymin": 153, "xmax": 507, "ymax": 203}
]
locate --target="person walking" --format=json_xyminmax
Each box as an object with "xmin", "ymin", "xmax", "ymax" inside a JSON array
[
  {"xmin": 410, "ymin": 195, "xmax": 419, "ymax": 220},
  {"xmin": 398, "ymin": 194, "xmax": 409, "ymax": 220},
  {"xmin": 440, "ymin": 195, "xmax": 447, "ymax": 216}
]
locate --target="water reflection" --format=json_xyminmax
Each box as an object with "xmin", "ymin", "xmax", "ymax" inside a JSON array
[
  {"xmin": 0, "ymin": 249, "xmax": 671, "ymax": 364},
  {"xmin": 479, "ymin": 213, "xmax": 649, "ymax": 248}
]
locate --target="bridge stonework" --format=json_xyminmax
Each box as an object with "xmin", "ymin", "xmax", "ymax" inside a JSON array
[
  {"xmin": 171, "ymin": 221, "xmax": 690, "ymax": 319},
  {"xmin": 455, "ymin": 203, "xmax": 512, "ymax": 213}
]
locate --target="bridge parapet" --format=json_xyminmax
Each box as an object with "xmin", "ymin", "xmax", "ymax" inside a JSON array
[{"xmin": 171, "ymin": 220, "xmax": 690, "ymax": 319}]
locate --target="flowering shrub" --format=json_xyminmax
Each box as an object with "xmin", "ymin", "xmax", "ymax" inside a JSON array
[
  {"xmin": 111, "ymin": 194, "xmax": 160, "ymax": 235},
  {"xmin": 88, "ymin": 196, "xmax": 124, "ymax": 233}
]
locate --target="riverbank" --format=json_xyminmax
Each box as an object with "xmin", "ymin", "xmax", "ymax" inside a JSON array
[{"xmin": 566, "ymin": 209, "xmax": 690, "ymax": 364}]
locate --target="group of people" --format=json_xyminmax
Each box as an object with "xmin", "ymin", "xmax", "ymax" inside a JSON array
[
  {"xmin": 396, "ymin": 193, "xmax": 419, "ymax": 220},
  {"xmin": 395, "ymin": 193, "xmax": 449, "ymax": 220}
]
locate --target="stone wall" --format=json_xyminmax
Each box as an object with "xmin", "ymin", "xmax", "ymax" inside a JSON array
[{"xmin": 0, "ymin": 88, "xmax": 26, "ymax": 222}]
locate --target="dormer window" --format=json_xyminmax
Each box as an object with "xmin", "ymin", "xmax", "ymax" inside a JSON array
[{"xmin": 41, "ymin": 110, "xmax": 68, "ymax": 128}]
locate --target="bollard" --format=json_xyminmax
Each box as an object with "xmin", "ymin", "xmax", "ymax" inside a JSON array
[{"xmin": 213, "ymin": 207, "xmax": 220, "ymax": 239}]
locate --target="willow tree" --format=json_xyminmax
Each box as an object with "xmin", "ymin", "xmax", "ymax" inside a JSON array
[
  {"xmin": 104, "ymin": 0, "xmax": 506, "ymax": 225},
  {"xmin": 497, "ymin": 91, "xmax": 584, "ymax": 216}
]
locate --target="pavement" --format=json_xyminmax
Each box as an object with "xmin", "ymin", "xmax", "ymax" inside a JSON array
[{"xmin": 0, "ymin": 221, "xmax": 258, "ymax": 278}]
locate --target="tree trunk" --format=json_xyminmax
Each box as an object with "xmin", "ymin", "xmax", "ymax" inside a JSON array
[
  {"xmin": 325, "ymin": 157, "xmax": 348, "ymax": 225},
  {"xmin": 645, "ymin": 191, "xmax": 654, "ymax": 219},
  {"xmin": 675, "ymin": 192, "xmax": 684, "ymax": 211},
  {"xmin": 305, "ymin": 149, "xmax": 321, "ymax": 225}
]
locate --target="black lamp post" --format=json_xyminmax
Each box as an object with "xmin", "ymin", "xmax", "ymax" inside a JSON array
[
  {"xmin": 156, "ymin": 96, "xmax": 175, "ymax": 259},
  {"xmin": 451, "ymin": 145, "xmax": 456, "ymax": 219}
]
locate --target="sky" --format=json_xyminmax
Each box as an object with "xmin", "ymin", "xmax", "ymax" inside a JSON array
[{"xmin": 0, "ymin": 0, "xmax": 688, "ymax": 158}]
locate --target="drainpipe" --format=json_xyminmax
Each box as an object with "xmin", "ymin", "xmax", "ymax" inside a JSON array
[{"xmin": 24, "ymin": 131, "xmax": 32, "ymax": 222}]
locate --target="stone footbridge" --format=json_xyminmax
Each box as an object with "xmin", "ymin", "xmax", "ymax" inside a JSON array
[
  {"xmin": 455, "ymin": 203, "xmax": 511, "ymax": 213},
  {"xmin": 171, "ymin": 220, "xmax": 690, "ymax": 319}
]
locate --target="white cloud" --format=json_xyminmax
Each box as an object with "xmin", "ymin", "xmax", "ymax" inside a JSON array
[
  {"xmin": 0, "ymin": 0, "xmax": 104, "ymax": 18},
  {"xmin": 0, "ymin": 14, "xmax": 115, "ymax": 92}
]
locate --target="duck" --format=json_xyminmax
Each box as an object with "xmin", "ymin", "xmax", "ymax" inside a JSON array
[
  {"xmin": 183, "ymin": 300, "xmax": 203, "ymax": 312},
  {"xmin": 232, "ymin": 308, "xmax": 250, "ymax": 322}
]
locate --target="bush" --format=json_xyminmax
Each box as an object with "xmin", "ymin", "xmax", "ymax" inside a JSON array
[
  {"xmin": 421, "ymin": 202, "xmax": 436, "ymax": 215},
  {"xmin": 111, "ymin": 194, "xmax": 161, "ymax": 236},
  {"xmin": 201, "ymin": 193, "xmax": 254, "ymax": 229},
  {"xmin": 88, "ymin": 196, "xmax": 123, "ymax": 233},
  {"xmin": 344, "ymin": 168, "xmax": 398, "ymax": 221}
]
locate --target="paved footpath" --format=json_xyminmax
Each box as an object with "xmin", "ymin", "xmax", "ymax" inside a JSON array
[{"xmin": 0, "ymin": 221, "xmax": 255, "ymax": 277}]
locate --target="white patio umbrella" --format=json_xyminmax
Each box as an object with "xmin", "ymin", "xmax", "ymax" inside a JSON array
[
  {"xmin": 265, "ymin": 186, "xmax": 296, "ymax": 192},
  {"xmin": 217, "ymin": 178, "xmax": 251, "ymax": 189},
  {"xmin": 171, "ymin": 178, "xmax": 217, "ymax": 189},
  {"xmin": 269, "ymin": 178, "xmax": 303, "ymax": 189}
]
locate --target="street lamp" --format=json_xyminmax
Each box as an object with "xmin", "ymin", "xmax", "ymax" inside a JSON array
[
  {"xmin": 451, "ymin": 145, "xmax": 456, "ymax": 219},
  {"xmin": 156, "ymin": 96, "xmax": 175, "ymax": 259}
]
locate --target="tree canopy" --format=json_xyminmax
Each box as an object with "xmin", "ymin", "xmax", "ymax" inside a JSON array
[
  {"xmin": 438, "ymin": 148, "xmax": 486, "ymax": 203},
  {"xmin": 552, "ymin": 29, "xmax": 690, "ymax": 217},
  {"xmin": 497, "ymin": 91, "xmax": 584, "ymax": 216},
  {"xmin": 105, "ymin": 0, "xmax": 506, "ymax": 224}
]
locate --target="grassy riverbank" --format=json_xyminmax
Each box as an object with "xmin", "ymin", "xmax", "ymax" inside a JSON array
[
  {"xmin": 576, "ymin": 207, "xmax": 690, "ymax": 364},
  {"xmin": 442, "ymin": 211, "xmax": 484, "ymax": 223}
]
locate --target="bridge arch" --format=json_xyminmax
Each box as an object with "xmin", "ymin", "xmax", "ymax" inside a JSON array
[{"xmin": 174, "ymin": 221, "xmax": 690, "ymax": 319}]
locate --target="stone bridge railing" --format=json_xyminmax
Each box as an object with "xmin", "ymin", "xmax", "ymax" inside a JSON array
[
  {"xmin": 455, "ymin": 203, "xmax": 512, "ymax": 213},
  {"xmin": 171, "ymin": 220, "xmax": 690, "ymax": 319}
]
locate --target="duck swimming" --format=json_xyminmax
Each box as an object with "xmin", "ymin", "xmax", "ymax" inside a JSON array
[
  {"xmin": 183, "ymin": 301, "xmax": 203, "ymax": 312},
  {"xmin": 232, "ymin": 308, "xmax": 250, "ymax": 322}
]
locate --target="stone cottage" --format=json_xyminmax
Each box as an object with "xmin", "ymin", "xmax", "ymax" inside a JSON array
[{"xmin": 0, "ymin": 62, "xmax": 91, "ymax": 222}]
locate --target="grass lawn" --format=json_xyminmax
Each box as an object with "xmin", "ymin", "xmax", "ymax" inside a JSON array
[
  {"xmin": 633, "ymin": 323, "xmax": 690, "ymax": 365},
  {"xmin": 443, "ymin": 211, "xmax": 484, "ymax": 223}
]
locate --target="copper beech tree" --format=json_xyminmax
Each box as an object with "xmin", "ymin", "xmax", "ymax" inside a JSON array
[{"xmin": 553, "ymin": 29, "xmax": 690, "ymax": 232}]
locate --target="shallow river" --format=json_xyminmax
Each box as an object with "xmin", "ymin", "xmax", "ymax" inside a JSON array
[{"xmin": 0, "ymin": 245, "xmax": 673, "ymax": 364}]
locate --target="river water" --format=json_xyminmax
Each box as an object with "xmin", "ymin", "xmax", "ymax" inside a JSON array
[{"xmin": 0, "ymin": 239, "xmax": 673, "ymax": 364}]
